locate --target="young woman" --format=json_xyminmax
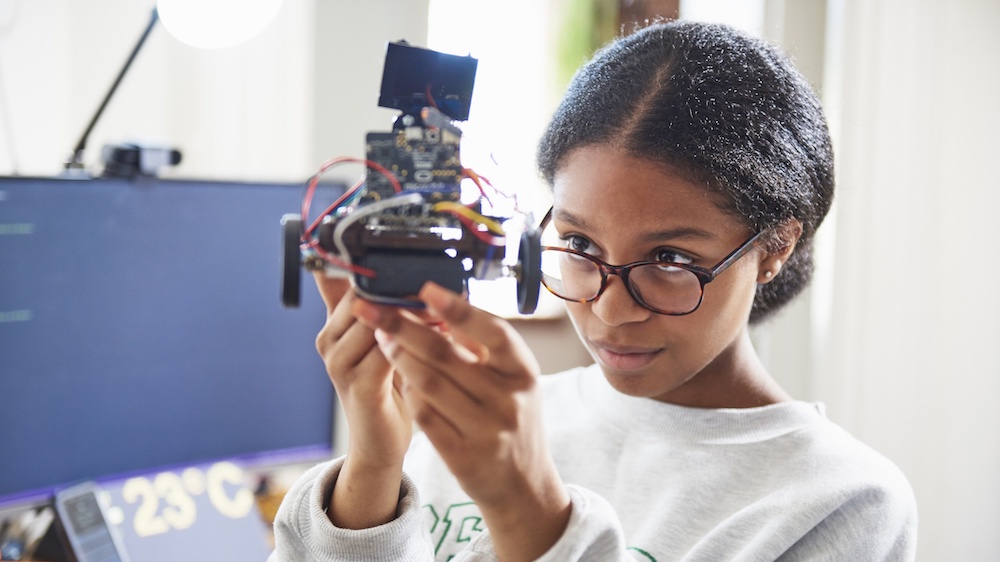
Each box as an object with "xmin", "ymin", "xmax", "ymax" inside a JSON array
[{"xmin": 271, "ymin": 20, "xmax": 917, "ymax": 561}]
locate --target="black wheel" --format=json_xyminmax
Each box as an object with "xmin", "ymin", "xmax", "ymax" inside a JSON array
[
  {"xmin": 516, "ymin": 227, "xmax": 542, "ymax": 315},
  {"xmin": 280, "ymin": 214, "xmax": 303, "ymax": 308}
]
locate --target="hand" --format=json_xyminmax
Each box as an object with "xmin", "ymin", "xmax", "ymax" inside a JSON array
[
  {"xmin": 312, "ymin": 273, "xmax": 412, "ymax": 528},
  {"xmin": 353, "ymin": 282, "xmax": 571, "ymax": 561}
]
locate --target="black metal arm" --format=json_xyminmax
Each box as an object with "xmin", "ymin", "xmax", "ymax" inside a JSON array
[{"xmin": 64, "ymin": 8, "xmax": 160, "ymax": 172}]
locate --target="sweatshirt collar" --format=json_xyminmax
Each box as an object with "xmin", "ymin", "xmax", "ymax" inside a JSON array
[{"xmin": 576, "ymin": 364, "xmax": 827, "ymax": 444}]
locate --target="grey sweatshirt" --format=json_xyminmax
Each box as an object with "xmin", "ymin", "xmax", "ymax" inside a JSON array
[{"xmin": 271, "ymin": 365, "xmax": 918, "ymax": 561}]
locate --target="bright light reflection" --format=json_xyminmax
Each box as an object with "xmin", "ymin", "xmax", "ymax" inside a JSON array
[{"xmin": 157, "ymin": 0, "xmax": 283, "ymax": 50}]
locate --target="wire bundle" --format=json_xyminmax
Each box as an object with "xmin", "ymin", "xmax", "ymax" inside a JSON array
[{"xmin": 298, "ymin": 155, "xmax": 513, "ymax": 282}]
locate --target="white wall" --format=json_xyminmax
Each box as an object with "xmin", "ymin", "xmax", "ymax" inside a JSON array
[
  {"xmin": 818, "ymin": 1, "xmax": 1000, "ymax": 559},
  {"xmin": 0, "ymin": 0, "xmax": 432, "ymax": 182},
  {"xmin": 0, "ymin": 0, "xmax": 312, "ymax": 180},
  {"xmin": 310, "ymin": 0, "xmax": 430, "ymax": 168}
]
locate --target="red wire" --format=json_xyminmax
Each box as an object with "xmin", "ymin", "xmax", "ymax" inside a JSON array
[
  {"xmin": 425, "ymin": 84, "xmax": 439, "ymax": 109},
  {"xmin": 301, "ymin": 158, "xmax": 508, "ymax": 280},
  {"xmin": 462, "ymin": 168, "xmax": 495, "ymax": 208},
  {"xmin": 303, "ymin": 178, "xmax": 364, "ymax": 239},
  {"xmin": 301, "ymin": 156, "xmax": 403, "ymax": 242},
  {"xmin": 302, "ymin": 239, "xmax": 377, "ymax": 278},
  {"xmin": 299, "ymin": 156, "xmax": 402, "ymax": 279}
]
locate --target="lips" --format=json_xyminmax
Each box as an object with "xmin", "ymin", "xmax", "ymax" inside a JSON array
[{"xmin": 589, "ymin": 340, "xmax": 661, "ymax": 371}]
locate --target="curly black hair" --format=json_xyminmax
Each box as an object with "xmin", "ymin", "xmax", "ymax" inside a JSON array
[{"xmin": 537, "ymin": 20, "xmax": 834, "ymax": 324}]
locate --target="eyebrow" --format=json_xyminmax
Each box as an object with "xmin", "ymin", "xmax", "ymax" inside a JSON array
[{"xmin": 553, "ymin": 209, "xmax": 720, "ymax": 244}]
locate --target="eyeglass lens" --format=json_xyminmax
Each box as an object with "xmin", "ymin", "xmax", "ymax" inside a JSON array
[{"xmin": 540, "ymin": 249, "xmax": 704, "ymax": 314}]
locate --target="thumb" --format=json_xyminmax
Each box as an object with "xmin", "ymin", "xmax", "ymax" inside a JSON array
[{"xmin": 311, "ymin": 272, "xmax": 352, "ymax": 313}]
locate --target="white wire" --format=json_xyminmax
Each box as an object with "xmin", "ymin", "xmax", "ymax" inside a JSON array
[{"xmin": 331, "ymin": 193, "xmax": 425, "ymax": 301}]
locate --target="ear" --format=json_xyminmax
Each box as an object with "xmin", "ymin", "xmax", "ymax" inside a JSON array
[{"xmin": 757, "ymin": 219, "xmax": 803, "ymax": 284}]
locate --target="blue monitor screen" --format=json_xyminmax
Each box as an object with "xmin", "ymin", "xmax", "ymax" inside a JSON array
[{"xmin": 0, "ymin": 176, "xmax": 334, "ymax": 501}]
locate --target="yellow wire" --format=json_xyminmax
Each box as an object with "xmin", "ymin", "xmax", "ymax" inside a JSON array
[{"xmin": 433, "ymin": 201, "xmax": 505, "ymax": 235}]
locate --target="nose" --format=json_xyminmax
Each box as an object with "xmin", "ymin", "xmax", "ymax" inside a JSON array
[{"xmin": 589, "ymin": 274, "xmax": 651, "ymax": 326}]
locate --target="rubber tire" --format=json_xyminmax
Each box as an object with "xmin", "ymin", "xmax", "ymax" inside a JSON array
[
  {"xmin": 280, "ymin": 214, "xmax": 303, "ymax": 308},
  {"xmin": 516, "ymin": 228, "xmax": 542, "ymax": 315}
]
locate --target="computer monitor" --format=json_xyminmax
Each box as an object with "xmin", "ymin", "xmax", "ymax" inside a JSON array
[{"xmin": 0, "ymin": 175, "xmax": 335, "ymax": 503}]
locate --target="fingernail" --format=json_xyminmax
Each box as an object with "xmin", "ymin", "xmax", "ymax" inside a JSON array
[
  {"xmin": 419, "ymin": 282, "xmax": 452, "ymax": 313},
  {"xmin": 352, "ymin": 300, "xmax": 383, "ymax": 326}
]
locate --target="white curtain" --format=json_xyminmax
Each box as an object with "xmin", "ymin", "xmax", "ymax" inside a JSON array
[{"xmin": 816, "ymin": 1, "xmax": 1000, "ymax": 559}]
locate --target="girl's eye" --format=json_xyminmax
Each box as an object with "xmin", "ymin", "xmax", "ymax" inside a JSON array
[
  {"xmin": 564, "ymin": 235, "xmax": 595, "ymax": 255},
  {"xmin": 656, "ymin": 249, "xmax": 694, "ymax": 265}
]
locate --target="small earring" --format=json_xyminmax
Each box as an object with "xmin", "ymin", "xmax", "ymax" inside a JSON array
[{"xmin": 763, "ymin": 271, "xmax": 773, "ymax": 279}]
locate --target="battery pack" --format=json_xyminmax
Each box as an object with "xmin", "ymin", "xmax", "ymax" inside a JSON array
[{"xmin": 356, "ymin": 250, "xmax": 467, "ymax": 298}]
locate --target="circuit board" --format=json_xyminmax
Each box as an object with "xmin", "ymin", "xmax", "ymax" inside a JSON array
[{"xmin": 364, "ymin": 126, "xmax": 463, "ymax": 204}]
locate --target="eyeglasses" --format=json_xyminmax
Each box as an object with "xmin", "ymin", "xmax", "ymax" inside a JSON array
[{"xmin": 538, "ymin": 208, "xmax": 764, "ymax": 316}]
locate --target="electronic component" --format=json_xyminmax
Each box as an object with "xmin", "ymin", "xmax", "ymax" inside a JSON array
[
  {"xmin": 281, "ymin": 41, "xmax": 541, "ymax": 313},
  {"xmin": 100, "ymin": 141, "xmax": 182, "ymax": 178},
  {"xmin": 54, "ymin": 482, "xmax": 131, "ymax": 562}
]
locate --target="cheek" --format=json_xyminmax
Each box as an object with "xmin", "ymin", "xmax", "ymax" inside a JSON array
[
  {"xmin": 697, "ymin": 266, "xmax": 759, "ymax": 333},
  {"xmin": 562, "ymin": 303, "xmax": 590, "ymax": 343},
  {"xmin": 560, "ymin": 268, "xmax": 757, "ymax": 364},
  {"xmin": 655, "ymin": 284, "xmax": 755, "ymax": 377}
]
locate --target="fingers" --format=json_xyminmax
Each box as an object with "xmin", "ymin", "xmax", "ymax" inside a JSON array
[
  {"xmin": 352, "ymin": 299, "xmax": 485, "ymax": 379},
  {"xmin": 384, "ymin": 335, "xmax": 465, "ymax": 441},
  {"xmin": 311, "ymin": 271, "xmax": 351, "ymax": 314},
  {"xmin": 352, "ymin": 298, "xmax": 496, "ymax": 412},
  {"xmin": 373, "ymin": 328, "xmax": 483, "ymax": 432},
  {"xmin": 316, "ymin": 286, "xmax": 388, "ymax": 383},
  {"xmin": 350, "ymin": 288, "xmax": 537, "ymax": 431},
  {"xmin": 418, "ymin": 282, "xmax": 539, "ymax": 378},
  {"xmin": 351, "ymin": 285, "xmax": 539, "ymax": 387},
  {"xmin": 323, "ymin": 284, "xmax": 363, "ymax": 341}
]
